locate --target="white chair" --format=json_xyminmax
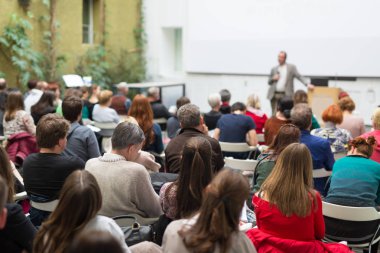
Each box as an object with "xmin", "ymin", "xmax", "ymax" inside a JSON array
[
  {"xmin": 14, "ymin": 191, "xmax": 28, "ymax": 201},
  {"xmin": 30, "ymin": 199, "xmax": 59, "ymax": 212},
  {"xmin": 257, "ymin": 133, "xmax": 265, "ymax": 143},
  {"xmin": 224, "ymin": 157, "xmax": 258, "ymax": 172},
  {"xmin": 312, "ymin": 168, "xmax": 332, "ymax": 178},
  {"xmin": 322, "ymin": 201, "xmax": 380, "ymax": 252},
  {"xmin": 153, "ymin": 118, "xmax": 167, "ymax": 125},
  {"xmin": 219, "ymin": 142, "xmax": 258, "ymax": 159},
  {"xmin": 93, "ymin": 122, "xmax": 118, "ymax": 153}
]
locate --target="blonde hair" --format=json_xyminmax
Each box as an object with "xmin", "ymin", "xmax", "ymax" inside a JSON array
[
  {"xmin": 97, "ymin": 90, "xmax": 113, "ymax": 105},
  {"xmin": 372, "ymin": 108, "xmax": 380, "ymax": 130},
  {"xmin": 246, "ymin": 94, "xmax": 261, "ymax": 109},
  {"xmin": 260, "ymin": 143, "xmax": 317, "ymax": 217}
]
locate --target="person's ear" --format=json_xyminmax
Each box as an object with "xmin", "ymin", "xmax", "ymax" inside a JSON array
[
  {"xmin": 58, "ymin": 138, "xmax": 66, "ymax": 149},
  {"xmin": 200, "ymin": 116, "xmax": 205, "ymax": 125},
  {"xmin": 0, "ymin": 208, "xmax": 8, "ymax": 229}
]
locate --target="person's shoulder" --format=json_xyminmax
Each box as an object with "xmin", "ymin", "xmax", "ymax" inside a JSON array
[{"xmin": 230, "ymin": 232, "xmax": 257, "ymax": 253}]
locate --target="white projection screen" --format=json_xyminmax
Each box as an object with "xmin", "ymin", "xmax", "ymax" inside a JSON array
[{"xmin": 186, "ymin": 0, "xmax": 380, "ymax": 77}]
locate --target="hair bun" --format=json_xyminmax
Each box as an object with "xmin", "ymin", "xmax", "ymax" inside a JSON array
[{"xmin": 366, "ymin": 136, "xmax": 377, "ymax": 146}]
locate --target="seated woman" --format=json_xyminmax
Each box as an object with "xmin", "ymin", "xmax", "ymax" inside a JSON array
[
  {"xmin": 253, "ymin": 124, "xmax": 300, "ymax": 193},
  {"xmin": 162, "ymin": 169, "xmax": 257, "ymax": 253},
  {"xmin": 92, "ymin": 90, "xmax": 120, "ymax": 124},
  {"xmin": 263, "ymin": 96, "xmax": 293, "ymax": 145},
  {"xmin": 325, "ymin": 136, "xmax": 380, "ymax": 207},
  {"xmin": 337, "ymin": 97, "xmax": 365, "ymax": 138},
  {"xmin": 360, "ymin": 108, "xmax": 380, "ymax": 163},
  {"xmin": 246, "ymin": 143, "xmax": 351, "ymax": 252},
  {"xmin": 0, "ymin": 146, "xmax": 24, "ymax": 200},
  {"xmin": 33, "ymin": 170, "xmax": 130, "ymax": 253},
  {"xmin": 128, "ymin": 94, "xmax": 164, "ymax": 154},
  {"xmin": 31, "ymin": 90, "xmax": 56, "ymax": 125},
  {"xmin": 245, "ymin": 93, "xmax": 268, "ymax": 136},
  {"xmin": 311, "ymin": 104, "xmax": 352, "ymax": 154},
  {"xmin": 3, "ymin": 91, "xmax": 36, "ymax": 138}
]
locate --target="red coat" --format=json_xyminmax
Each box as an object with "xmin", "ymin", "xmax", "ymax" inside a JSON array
[
  {"xmin": 247, "ymin": 194, "xmax": 352, "ymax": 253},
  {"xmin": 6, "ymin": 132, "xmax": 38, "ymax": 166}
]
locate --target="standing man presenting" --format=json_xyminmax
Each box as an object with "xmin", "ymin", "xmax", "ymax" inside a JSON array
[{"xmin": 267, "ymin": 51, "xmax": 314, "ymax": 115}]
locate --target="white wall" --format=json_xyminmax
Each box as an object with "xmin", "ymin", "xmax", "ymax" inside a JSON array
[{"xmin": 144, "ymin": 0, "xmax": 380, "ymax": 125}]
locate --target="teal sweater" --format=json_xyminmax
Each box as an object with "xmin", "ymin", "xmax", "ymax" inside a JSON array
[{"xmin": 325, "ymin": 155, "xmax": 380, "ymax": 207}]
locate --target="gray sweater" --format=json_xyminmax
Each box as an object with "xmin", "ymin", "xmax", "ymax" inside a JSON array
[{"xmin": 85, "ymin": 153, "xmax": 162, "ymax": 218}]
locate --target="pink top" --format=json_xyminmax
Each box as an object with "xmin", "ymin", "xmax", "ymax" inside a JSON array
[
  {"xmin": 338, "ymin": 114, "xmax": 365, "ymax": 138},
  {"xmin": 361, "ymin": 130, "xmax": 380, "ymax": 163},
  {"xmin": 253, "ymin": 192, "xmax": 325, "ymax": 241}
]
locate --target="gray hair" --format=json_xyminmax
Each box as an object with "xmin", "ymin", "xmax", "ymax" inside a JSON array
[
  {"xmin": 111, "ymin": 122, "xmax": 145, "ymax": 150},
  {"xmin": 147, "ymin": 87, "xmax": 159, "ymax": 98},
  {"xmin": 208, "ymin": 93, "xmax": 221, "ymax": 109},
  {"xmin": 177, "ymin": 104, "xmax": 201, "ymax": 128},
  {"xmin": 290, "ymin": 103, "xmax": 312, "ymax": 130}
]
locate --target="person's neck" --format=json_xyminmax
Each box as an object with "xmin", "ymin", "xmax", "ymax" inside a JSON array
[
  {"xmin": 40, "ymin": 147, "xmax": 61, "ymax": 154},
  {"xmin": 276, "ymin": 111, "xmax": 286, "ymax": 120},
  {"xmin": 212, "ymin": 107, "xmax": 220, "ymax": 112},
  {"xmin": 233, "ymin": 110, "xmax": 244, "ymax": 115},
  {"xmin": 343, "ymin": 110, "xmax": 352, "ymax": 116},
  {"xmin": 111, "ymin": 149, "xmax": 128, "ymax": 160}
]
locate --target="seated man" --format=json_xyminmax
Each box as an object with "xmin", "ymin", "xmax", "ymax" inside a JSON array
[
  {"xmin": 85, "ymin": 122, "xmax": 162, "ymax": 218},
  {"xmin": 167, "ymin": 96, "xmax": 191, "ymax": 139},
  {"xmin": 110, "ymin": 82, "xmax": 131, "ymax": 115},
  {"xmin": 62, "ymin": 96, "xmax": 101, "ymax": 162},
  {"xmin": 290, "ymin": 103, "xmax": 334, "ymax": 196},
  {"xmin": 214, "ymin": 102, "xmax": 258, "ymax": 159},
  {"xmin": 0, "ymin": 176, "xmax": 37, "ymax": 253},
  {"xmin": 165, "ymin": 104, "xmax": 224, "ymax": 173},
  {"xmin": 203, "ymin": 93, "xmax": 222, "ymax": 131},
  {"xmin": 23, "ymin": 114, "xmax": 85, "ymax": 226}
]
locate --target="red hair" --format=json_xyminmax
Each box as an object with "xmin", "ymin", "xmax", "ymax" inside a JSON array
[
  {"xmin": 128, "ymin": 95, "xmax": 154, "ymax": 147},
  {"xmin": 322, "ymin": 104, "xmax": 343, "ymax": 124}
]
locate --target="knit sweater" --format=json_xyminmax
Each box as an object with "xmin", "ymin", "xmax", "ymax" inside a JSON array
[
  {"xmin": 325, "ymin": 155, "xmax": 380, "ymax": 207},
  {"xmin": 85, "ymin": 153, "xmax": 163, "ymax": 218}
]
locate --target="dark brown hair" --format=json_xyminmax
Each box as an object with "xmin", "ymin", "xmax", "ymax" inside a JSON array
[
  {"xmin": 31, "ymin": 91, "xmax": 56, "ymax": 115},
  {"xmin": 338, "ymin": 97, "xmax": 355, "ymax": 112},
  {"xmin": 36, "ymin": 114, "xmax": 70, "ymax": 148},
  {"xmin": 66, "ymin": 230, "xmax": 123, "ymax": 253},
  {"xmin": 128, "ymin": 94, "xmax": 155, "ymax": 147},
  {"xmin": 293, "ymin": 90, "xmax": 308, "ymax": 104},
  {"xmin": 267, "ymin": 124, "xmax": 301, "ymax": 158},
  {"xmin": 179, "ymin": 169, "xmax": 249, "ymax": 253},
  {"xmin": 33, "ymin": 170, "xmax": 102, "ymax": 253},
  {"xmin": 322, "ymin": 104, "xmax": 343, "ymax": 124},
  {"xmin": 4, "ymin": 91, "xmax": 24, "ymax": 122},
  {"xmin": 171, "ymin": 137, "xmax": 213, "ymax": 219},
  {"xmin": 62, "ymin": 96, "xmax": 83, "ymax": 123},
  {"xmin": 348, "ymin": 136, "xmax": 376, "ymax": 158},
  {"xmin": 0, "ymin": 147, "xmax": 14, "ymax": 203}
]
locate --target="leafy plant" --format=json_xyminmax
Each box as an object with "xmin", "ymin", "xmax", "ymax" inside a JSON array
[
  {"xmin": 107, "ymin": 49, "xmax": 145, "ymax": 84},
  {"xmin": 0, "ymin": 14, "xmax": 44, "ymax": 86},
  {"xmin": 75, "ymin": 45, "xmax": 110, "ymax": 87}
]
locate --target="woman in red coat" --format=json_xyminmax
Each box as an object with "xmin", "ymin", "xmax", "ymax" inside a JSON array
[{"xmin": 246, "ymin": 143, "xmax": 352, "ymax": 253}]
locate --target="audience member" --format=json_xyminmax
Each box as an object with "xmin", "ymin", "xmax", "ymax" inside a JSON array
[
  {"xmin": 165, "ymin": 104, "xmax": 224, "ymax": 173},
  {"xmin": 85, "ymin": 122, "xmax": 162, "ymax": 218},
  {"xmin": 325, "ymin": 136, "xmax": 380, "ymax": 207},
  {"xmin": 147, "ymin": 87, "xmax": 171, "ymax": 120},
  {"xmin": 0, "ymin": 146, "xmax": 24, "ymax": 202},
  {"xmin": 337, "ymin": 97, "xmax": 365, "ymax": 138},
  {"xmin": 263, "ymin": 96, "xmax": 293, "ymax": 145},
  {"xmin": 293, "ymin": 90, "xmax": 320, "ymax": 130},
  {"xmin": 33, "ymin": 170, "xmax": 130, "ymax": 253},
  {"xmin": 203, "ymin": 93, "xmax": 222, "ymax": 131},
  {"xmin": 0, "ymin": 90, "xmax": 7, "ymax": 136},
  {"xmin": 0, "ymin": 176, "xmax": 37, "ymax": 253},
  {"xmin": 219, "ymin": 89, "xmax": 231, "ymax": 114},
  {"xmin": 92, "ymin": 90, "xmax": 120, "ymax": 124},
  {"xmin": 24, "ymin": 80, "xmax": 47, "ymax": 113},
  {"xmin": 62, "ymin": 96, "xmax": 100, "ymax": 162},
  {"xmin": 110, "ymin": 82, "xmax": 131, "ymax": 115},
  {"xmin": 246, "ymin": 93, "xmax": 268, "ymax": 135},
  {"xmin": 0, "ymin": 78, "xmax": 6, "ymax": 92},
  {"xmin": 162, "ymin": 169, "xmax": 257, "ymax": 253},
  {"xmin": 214, "ymin": 102, "xmax": 258, "ymax": 159},
  {"xmin": 128, "ymin": 94, "xmax": 164, "ymax": 154},
  {"xmin": 291, "ymin": 103, "xmax": 334, "ymax": 196},
  {"xmin": 160, "ymin": 137, "xmax": 213, "ymax": 220},
  {"xmin": 86, "ymin": 84, "xmax": 101, "ymax": 120},
  {"xmin": 23, "ymin": 114, "xmax": 85, "ymax": 226},
  {"xmin": 253, "ymin": 124, "xmax": 300, "ymax": 193},
  {"xmin": 167, "ymin": 96, "xmax": 191, "ymax": 139},
  {"xmin": 311, "ymin": 104, "xmax": 352, "ymax": 154},
  {"xmin": 31, "ymin": 90, "xmax": 56, "ymax": 125},
  {"xmin": 3, "ymin": 91, "xmax": 36, "ymax": 137},
  {"xmin": 361, "ymin": 107, "xmax": 380, "ymax": 163},
  {"xmin": 67, "ymin": 230, "xmax": 125, "ymax": 253},
  {"xmin": 23, "ymin": 79, "xmax": 38, "ymax": 102},
  {"xmin": 246, "ymin": 143, "xmax": 351, "ymax": 253}
]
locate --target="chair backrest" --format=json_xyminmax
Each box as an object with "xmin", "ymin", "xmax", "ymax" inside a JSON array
[
  {"xmin": 93, "ymin": 121, "xmax": 118, "ymax": 137},
  {"xmin": 257, "ymin": 133, "xmax": 265, "ymax": 143},
  {"xmin": 323, "ymin": 202, "xmax": 380, "ymax": 222},
  {"xmin": 14, "ymin": 191, "xmax": 28, "ymax": 201},
  {"xmin": 219, "ymin": 142, "xmax": 256, "ymax": 153},
  {"xmin": 224, "ymin": 157, "xmax": 258, "ymax": 171},
  {"xmin": 312, "ymin": 168, "xmax": 332, "ymax": 178},
  {"xmin": 153, "ymin": 118, "xmax": 167, "ymax": 125}
]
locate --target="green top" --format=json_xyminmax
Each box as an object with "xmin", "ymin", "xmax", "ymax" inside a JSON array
[
  {"xmin": 311, "ymin": 114, "xmax": 320, "ymax": 130},
  {"xmin": 253, "ymin": 156, "xmax": 276, "ymax": 193}
]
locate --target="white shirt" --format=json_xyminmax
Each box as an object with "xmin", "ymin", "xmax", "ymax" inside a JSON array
[
  {"xmin": 24, "ymin": 89, "xmax": 43, "ymax": 113},
  {"xmin": 276, "ymin": 64, "xmax": 288, "ymax": 92}
]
